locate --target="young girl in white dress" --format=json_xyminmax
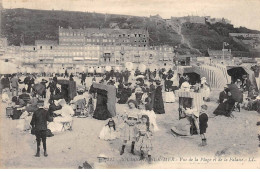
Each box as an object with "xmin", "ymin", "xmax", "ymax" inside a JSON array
[
  {"xmin": 136, "ymin": 115, "xmax": 153, "ymax": 164},
  {"xmin": 99, "ymin": 118, "xmax": 118, "ymax": 141}
]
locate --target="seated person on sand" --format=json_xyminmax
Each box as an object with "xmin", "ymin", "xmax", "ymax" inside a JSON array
[
  {"xmin": 11, "ymin": 96, "xmax": 25, "ymax": 108},
  {"xmin": 171, "ymin": 105, "xmax": 209, "ymax": 146},
  {"xmin": 171, "ymin": 107, "xmax": 200, "ymax": 136},
  {"xmin": 245, "ymin": 94, "xmax": 260, "ymax": 112},
  {"xmin": 48, "ymin": 99, "xmax": 62, "ymax": 117},
  {"xmin": 213, "ymin": 88, "xmax": 236, "ymax": 117},
  {"xmin": 19, "ymin": 88, "xmax": 31, "ymax": 106},
  {"xmin": 48, "ymin": 99, "xmax": 74, "ymax": 132},
  {"xmin": 70, "ymin": 89, "xmax": 86, "ymax": 112},
  {"xmin": 2, "ymin": 89, "xmax": 11, "ymax": 103},
  {"xmin": 99, "ymin": 118, "xmax": 118, "ymax": 141},
  {"xmin": 26, "ymin": 96, "xmax": 39, "ymax": 113}
]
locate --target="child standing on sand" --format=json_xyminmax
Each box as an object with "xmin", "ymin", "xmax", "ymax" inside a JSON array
[
  {"xmin": 86, "ymin": 94, "xmax": 94, "ymax": 116},
  {"xmin": 120, "ymin": 112, "xmax": 139, "ymax": 155},
  {"xmin": 199, "ymin": 104, "xmax": 209, "ymax": 146},
  {"xmin": 136, "ymin": 114, "xmax": 153, "ymax": 164},
  {"xmin": 119, "ymin": 100, "xmax": 139, "ymax": 155}
]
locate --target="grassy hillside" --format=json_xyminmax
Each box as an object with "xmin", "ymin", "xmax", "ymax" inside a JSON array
[
  {"xmin": 1, "ymin": 8, "xmax": 181, "ymax": 46},
  {"xmin": 181, "ymin": 22, "xmax": 252, "ymax": 54},
  {"xmin": 1, "ymin": 8, "xmax": 259, "ymax": 56}
]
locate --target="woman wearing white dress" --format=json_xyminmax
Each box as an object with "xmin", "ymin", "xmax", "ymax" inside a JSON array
[
  {"xmin": 200, "ymin": 77, "xmax": 211, "ymax": 101},
  {"xmin": 48, "ymin": 99, "xmax": 74, "ymax": 132}
]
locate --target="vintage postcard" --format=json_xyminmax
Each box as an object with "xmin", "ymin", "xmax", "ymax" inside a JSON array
[{"xmin": 0, "ymin": 0, "xmax": 259, "ymax": 169}]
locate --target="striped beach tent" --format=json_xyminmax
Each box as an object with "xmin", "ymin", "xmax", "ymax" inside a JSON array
[
  {"xmin": 196, "ymin": 65, "xmax": 230, "ymax": 89},
  {"xmin": 178, "ymin": 64, "xmax": 231, "ymax": 89}
]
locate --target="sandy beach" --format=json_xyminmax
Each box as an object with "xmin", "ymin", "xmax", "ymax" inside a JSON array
[{"xmin": 0, "ymin": 85, "xmax": 259, "ymax": 169}]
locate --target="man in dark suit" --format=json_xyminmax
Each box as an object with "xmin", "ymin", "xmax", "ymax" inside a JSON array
[{"xmin": 30, "ymin": 100, "xmax": 53, "ymax": 157}]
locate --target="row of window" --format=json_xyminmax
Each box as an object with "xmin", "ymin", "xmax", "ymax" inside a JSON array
[
  {"xmin": 59, "ymin": 32, "xmax": 147, "ymax": 38},
  {"xmin": 22, "ymin": 46, "xmax": 173, "ymax": 52},
  {"xmin": 22, "ymin": 49, "xmax": 173, "ymax": 56}
]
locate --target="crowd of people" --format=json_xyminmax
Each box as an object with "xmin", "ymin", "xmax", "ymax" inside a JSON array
[{"xmin": 1, "ymin": 64, "xmax": 259, "ymax": 164}]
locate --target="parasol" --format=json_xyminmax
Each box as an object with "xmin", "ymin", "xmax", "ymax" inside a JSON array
[
  {"xmin": 115, "ymin": 66, "xmax": 120, "ymax": 71},
  {"xmin": 136, "ymin": 75, "xmax": 145, "ymax": 79},
  {"xmin": 227, "ymin": 84, "xmax": 243, "ymax": 103},
  {"xmin": 125, "ymin": 62, "xmax": 133, "ymax": 70},
  {"xmin": 96, "ymin": 67, "xmax": 102, "ymax": 73},
  {"xmin": 88, "ymin": 67, "xmax": 94, "ymax": 73},
  {"xmin": 105, "ymin": 66, "xmax": 111, "ymax": 72}
]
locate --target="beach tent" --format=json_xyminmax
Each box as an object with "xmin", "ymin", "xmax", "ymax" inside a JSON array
[
  {"xmin": 178, "ymin": 64, "xmax": 230, "ymax": 89},
  {"xmin": 227, "ymin": 65, "xmax": 258, "ymax": 92}
]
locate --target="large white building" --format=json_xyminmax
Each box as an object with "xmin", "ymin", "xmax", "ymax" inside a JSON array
[{"xmin": 1, "ymin": 26, "xmax": 175, "ymax": 71}]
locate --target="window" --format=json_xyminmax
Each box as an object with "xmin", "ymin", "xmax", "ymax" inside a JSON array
[
  {"xmin": 50, "ymin": 46, "xmax": 52, "ymax": 50},
  {"xmin": 40, "ymin": 46, "xmax": 42, "ymax": 49}
]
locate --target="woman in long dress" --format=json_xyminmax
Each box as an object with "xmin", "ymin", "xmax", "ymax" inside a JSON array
[
  {"xmin": 200, "ymin": 77, "xmax": 211, "ymax": 101},
  {"xmin": 93, "ymin": 88, "xmax": 111, "ymax": 120},
  {"xmin": 153, "ymin": 81, "xmax": 165, "ymax": 114},
  {"xmin": 164, "ymin": 75, "xmax": 176, "ymax": 103},
  {"xmin": 213, "ymin": 91, "xmax": 236, "ymax": 117}
]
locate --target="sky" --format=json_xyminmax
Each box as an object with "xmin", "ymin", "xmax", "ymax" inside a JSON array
[{"xmin": 2, "ymin": 0, "xmax": 260, "ymax": 31}]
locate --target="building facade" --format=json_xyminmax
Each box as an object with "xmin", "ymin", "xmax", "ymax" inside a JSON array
[
  {"xmin": 1, "ymin": 26, "xmax": 176, "ymax": 71},
  {"xmin": 58, "ymin": 27, "xmax": 149, "ymax": 47}
]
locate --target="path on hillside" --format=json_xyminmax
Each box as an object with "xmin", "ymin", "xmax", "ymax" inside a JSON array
[{"xmin": 172, "ymin": 22, "xmax": 201, "ymax": 54}]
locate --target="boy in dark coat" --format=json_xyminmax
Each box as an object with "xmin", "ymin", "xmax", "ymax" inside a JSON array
[
  {"xmin": 199, "ymin": 105, "xmax": 209, "ymax": 146},
  {"xmin": 30, "ymin": 100, "xmax": 53, "ymax": 157}
]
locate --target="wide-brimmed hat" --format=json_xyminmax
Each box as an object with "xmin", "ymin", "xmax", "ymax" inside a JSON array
[{"xmin": 127, "ymin": 99, "xmax": 137, "ymax": 108}]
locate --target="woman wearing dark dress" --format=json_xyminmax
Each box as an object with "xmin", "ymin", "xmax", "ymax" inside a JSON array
[
  {"xmin": 118, "ymin": 83, "xmax": 132, "ymax": 104},
  {"xmin": 153, "ymin": 81, "xmax": 165, "ymax": 114},
  {"xmin": 93, "ymin": 88, "xmax": 111, "ymax": 120},
  {"xmin": 213, "ymin": 90, "xmax": 236, "ymax": 117}
]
